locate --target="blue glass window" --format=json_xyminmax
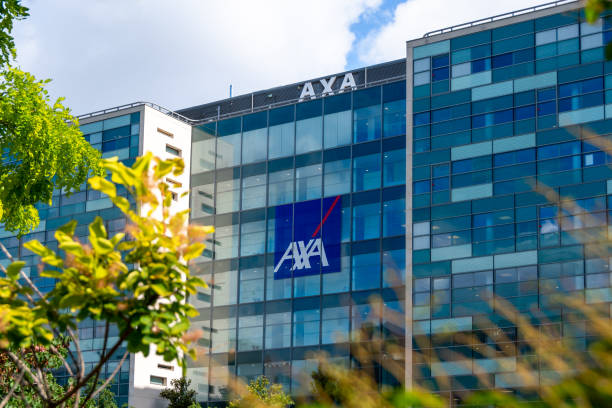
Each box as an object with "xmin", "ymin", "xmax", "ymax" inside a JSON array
[
  {"xmin": 492, "ymin": 53, "xmax": 513, "ymax": 68},
  {"xmin": 414, "ymin": 180, "xmax": 431, "ymax": 194},
  {"xmin": 353, "ymin": 154, "xmax": 381, "ymax": 192},
  {"xmin": 353, "ymin": 202, "xmax": 380, "ymax": 241},
  {"xmin": 269, "ymin": 106, "xmax": 295, "ymax": 159},
  {"xmin": 414, "ymin": 112, "xmax": 430, "ymax": 125},
  {"xmin": 537, "ymin": 141, "xmax": 581, "ymax": 159},
  {"xmin": 432, "ymin": 177, "xmax": 449, "ymax": 191},
  {"xmin": 432, "ymin": 67, "xmax": 449, "ymax": 81},
  {"xmin": 558, "ymin": 92, "xmax": 604, "ymax": 112},
  {"xmin": 217, "ymin": 117, "xmax": 242, "ymax": 168},
  {"xmin": 354, "ymin": 87, "xmax": 381, "ymax": 143},
  {"xmin": 432, "ymin": 54, "xmax": 449, "ymax": 68},
  {"xmin": 383, "ymin": 198, "xmax": 405, "ymax": 237},
  {"xmin": 352, "ymin": 252, "xmax": 381, "ymax": 291},
  {"xmin": 538, "ymin": 101, "xmax": 556, "ymax": 116},
  {"xmin": 472, "ymin": 109, "xmax": 513, "ymax": 128},
  {"xmin": 515, "ymin": 105, "xmax": 535, "ymax": 120},
  {"xmin": 471, "ymin": 58, "xmax": 491, "ymax": 73},
  {"xmin": 324, "ymin": 93, "xmax": 351, "ymax": 148},
  {"xmin": 242, "ymin": 112, "xmax": 267, "ymax": 164},
  {"xmin": 453, "ymin": 156, "xmax": 491, "ymax": 173},
  {"xmin": 494, "ymin": 148, "xmax": 535, "ymax": 167},
  {"xmin": 538, "ymin": 87, "xmax": 556, "ymax": 101},
  {"xmin": 558, "ymin": 77, "xmax": 603, "ymax": 97},
  {"xmin": 383, "ymin": 149, "xmax": 405, "ymax": 187},
  {"xmin": 324, "ymin": 158, "xmax": 351, "ymax": 196},
  {"xmin": 296, "ymin": 100, "xmax": 322, "ymax": 154}
]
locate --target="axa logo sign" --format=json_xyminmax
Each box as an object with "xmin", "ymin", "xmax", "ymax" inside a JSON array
[
  {"xmin": 298, "ymin": 73, "xmax": 357, "ymax": 101},
  {"xmin": 274, "ymin": 196, "xmax": 342, "ymax": 280}
]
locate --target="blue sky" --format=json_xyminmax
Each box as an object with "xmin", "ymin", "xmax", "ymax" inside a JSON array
[
  {"xmin": 346, "ymin": 0, "xmax": 407, "ymax": 69},
  {"xmin": 13, "ymin": 0, "xmax": 543, "ymax": 115}
]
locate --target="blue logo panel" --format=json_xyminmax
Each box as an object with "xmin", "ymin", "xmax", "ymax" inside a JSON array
[{"xmin": 273, "ymin": 196, "xmax": 342, "ymax": 280}]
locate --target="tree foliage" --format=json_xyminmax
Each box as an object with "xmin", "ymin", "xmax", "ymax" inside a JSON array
[
  {"xmin": 0, "ymin": 0, "xmax": 101, "ymax": 235},
  {"xmin": 0, "ymin": 153, "xmax": 210, "ymax": 407},
  {"xmin": 159, "ymin": 377, "xmax": 198, "ymax": 408},
  {"xmin": 228, "ymin": 376, "xmax": 293, "ymax": 408}
]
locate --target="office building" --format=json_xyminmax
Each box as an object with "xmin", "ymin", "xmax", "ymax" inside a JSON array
[{"xmin": 2, "ymin": 1, "xmax": 611, "ymax": 406}]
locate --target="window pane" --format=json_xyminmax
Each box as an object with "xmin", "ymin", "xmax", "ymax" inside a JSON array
[
  {"xmin": 324, "ymin": 159, "xmax": 351, "ymax": 196},
  {"xmin": 352, "ymin": 252, "xmax": 381, "ymax": 291},
  {"xmin": 242, "ymin": 174, "xmax": 266, "ymax": 210},
  {"xmin": 268, "ymin": 169, "xmax": 294, "ymax": 206},
  {"xmin": 383, "ymin": 99, "xmax": 406, "ymax": 138},
  {"xmin": 217, "ymin": 118, "xmax": 241, "ymax": 168},
  {"xmin": 353, "ymin": 154, "xmax": 381, "ymax": 192},
  {"xmin": 296, "ymin": 164, "xmax": 322, "ymax": 201},
  {"xmin": 353, "ymin": 202, "xmax": 380, "ymax": 241},
  {"xmin": 383, "ymin": 149, "xmax": 406, "ymax": 187},
  {"xmin": 242, "ymin": 128, "xmax": 267, "ymax": 163},
  {"xmin": 324, "ymin": 110, "xmax": 351, "ymax": 148},
  {"xmin": 383, "ymin": 198, "xmax": 405, "ymax": 237},
  {"xmin": 354, "ymin": 105, "xmax": 381, "ymax": 143}
]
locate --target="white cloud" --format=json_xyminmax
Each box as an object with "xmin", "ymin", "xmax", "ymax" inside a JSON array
[
  {"xmin": 355, "ymin": 0, "xmax": 546, "ymax": 66},
  {"xmin": 14, "ymin": 0, "xmax": 382, "ymax": 115}
]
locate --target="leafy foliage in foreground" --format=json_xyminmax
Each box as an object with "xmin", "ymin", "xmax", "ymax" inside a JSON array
[
  {"xmin": 229, "ymin": 376, "xmax": 294, "ymax": 408},
  {"xmin": 0, "ymin": 153, "xmax": 211, "ymax": 407},
  {"xmin": 159, "ymin": 377, "xmax": 199, "ymax": 408}
]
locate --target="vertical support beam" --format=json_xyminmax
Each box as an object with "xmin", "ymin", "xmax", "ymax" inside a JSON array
[{"xmin": 404, "ymin": 40, "xmax": 414, "ymax": 390}]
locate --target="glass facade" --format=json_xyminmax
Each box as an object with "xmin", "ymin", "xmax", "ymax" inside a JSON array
[
  {"xmin": 188, "ymin": 81, "xmax": 407, "ymax": 403},
  {"xmin": 410, "ymin": 7, "xmax": 612, "ymax": 404},
  {"xmin": 0, "ymin": 112, "xmax": 141, "ymax": 406}
]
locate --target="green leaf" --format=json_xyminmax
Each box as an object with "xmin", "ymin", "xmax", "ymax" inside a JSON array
[
  {"xmin": 183, "ymin": 243, "xmax": 205, "ymax": 261},
  {"xmin": 89, "ymin": 216, "xmax": 107, "ymax": 240},
  {"xmin": 57, "ymin": 220, "xmax": 77, "ymax": 236},
  {"xmin": 151, "ymin": 283, "xmax": 172, "ymax": 296},
  {"xmin": 88, "ymin": 176, "xmax": 117, "ymax": 198},
  {"xmin": 6, "ymin": 261, "xmax": 25, "ymax": 280}
]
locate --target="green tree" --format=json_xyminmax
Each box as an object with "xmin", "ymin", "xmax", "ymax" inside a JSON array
[
  {"xmin": 0, "ymin": 153, "xmax": 211, "ymax": 407},
  {"xmin": 159, "ymin": 377, "xmax": 198, "ymax": 408},
  {"xmin": 228, "ymin": 376, "xmax": 293, "ymax": 408},
  {"xmin": 0, "ymin": 0, "xmax": 101, "ymax": 235}
]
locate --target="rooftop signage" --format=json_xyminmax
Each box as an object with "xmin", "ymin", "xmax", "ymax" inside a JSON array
[{"xmin": 298, "ymin": 73, "xmax": 357, "ymax": 101}]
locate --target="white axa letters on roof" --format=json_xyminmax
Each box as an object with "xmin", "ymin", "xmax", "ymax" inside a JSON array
[
  {"xmin": 298, "ymin": 73, "xmax": 357, "ymax": 101},
  {"xmin": 274, "ymin": 238, "xmax": 329, "ymax": 274}
]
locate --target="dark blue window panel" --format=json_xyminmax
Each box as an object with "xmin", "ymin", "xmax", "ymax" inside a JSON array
[
  {"xmin": 432, "ymin": 54, "xmax": 449, "ymax": 68},
  {"xmin": 451, "ymin": 31, "xmax": 491, "ymax": 50},
  {"xmin": 473, "ymin": 209, "xmax": 514, "ymax": 227},
  {"xmin": 472, "ymin": 95, "xmax": 513, "ymax": 114},
  {"xmin": 431, "ymin": 89, "xmax": 471, "ymax": 109},
  {"xmin": 383, "ymin": 80, "xmax": 406, "ymax": 102},
  {"xmin": 414, "ymin": 112, "xmax": 430, "ymax": 125},
  {"xmin": 514, "ymin": 48, "xmax": 535, "ymax": 64},
  {"xmin": 431, "ymin": 104, "xmax": 470, "ymax": 122},
  {"xmin": 471, "ymin": 44, "xmax": 491, "ymax": 59},
  {"xmin": 102, "ymin": 125, "xmax": 131, "ymax": 142},
  {"xmin": 471, "ymin": 58, "xmax": 491, "ymax": 73},
  {"xmin": 433, "ymin": 164, "xmax": 450, "ymax": 177},
  {"xmin": 537, "ymin": 101, "xmax": 556, "ymax": 116},
  {"xmin": 414, "ymin": 180, "xmax": 431, "ymax": 194},
  {"xmin": 431, "ymin": 117, "xmax": 471, "ymax": 136},
  {"xmin": 453, "ymin": 156, "xmax": 491, "ymax": 174},
  {"xmin": 558, "ymin": 92, "xmax": 604, "ymax": 112},
  {"xmin": 515, "ymin": 105, "xmax": 535, "ymax": 120},
  {"xmin": 584, "ymin": 151, "xmax": 612, "ymax": 166},
  {"xmin": 494, "ymin": 148, "xmax": 535, "ymax": 167},
  {"xmin": 516, "ymin": 90, "xmax": 535, "ymax": 107},
  {"xmin": 494, "ymin": 162, "xmax": 536, "ymax": 181},
  {"xmin": 472, "ymin": 109, "xmax": 513, "ymax": 128},
  {"xmin": 538, "ymin": 155, "xmax": 582, "ymax": 173},
  {"xmin": 538, "ymin": 88, "xmax": 556, "ymax": 101},
  {"xmin": 432, "ymin": 177, "xmax": 449, "ymax": 191},
  {"xmin": 452, "ymin": 170, "xmax": 492, "ymax": 188},
  {"xmin": 492, "ymin": 53, "xmax": 513, "ymax": 69},
  {"xmin": 537, "ymin": 141, "xmax": 581, "ymax": 159},
  {"xmin": 493, "ymin": 20, "xmax": 534, "ymax": 41},
  {"xmin": 473, "ymin": 224, "xmax": 514, "ymax": 242},
  {"xmin": 558, "ymin": 77, "xmax": 603, "ymax": 97},
  {"xmin": 432, "ymin": 67, "xmax": 449, "ymax": 81},
  {"xmin": 604, "ymin": 30, "xmax": 612, "ymax": 45},
  {"xmin": 102, "ymin": 137, "xmax": 129, "ymax": 152}
]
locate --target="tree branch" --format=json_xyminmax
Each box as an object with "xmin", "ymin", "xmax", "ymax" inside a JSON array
[
  {"xmin": 5, "ymin": 351, "xmax": 47, "ymax": 401},
  {"xmin": 87, "ymin": 349, "xmax": 129, "ymax": 403},
  {"xmin": 49, "ymin": 327, "xmax": 132, "ymax": 407},
  {"xmin": 29, "ymin": 347, "xmax": 52, "ymax": 403},
  {"xmin": 79, "ymin": 321, "xmax": 109, "ymax": 407},
  {"xmin": 0, "ymin": 370, "xmax": 25, "ymax": 408}
]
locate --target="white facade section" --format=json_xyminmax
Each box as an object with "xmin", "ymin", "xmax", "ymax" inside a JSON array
[{"xmin": 128, "ymin": 106, "xmax": 193, "ymax": 408}]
